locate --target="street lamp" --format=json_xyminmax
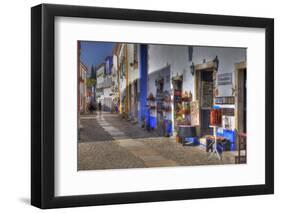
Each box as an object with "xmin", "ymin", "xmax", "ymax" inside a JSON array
[
  {"xmin": 213, "ymin": 55, "xmax": 219, "ymax": 71},
  {"xmin": 190, "ymin": 62, "xmax": 195, "ymax": 76}
]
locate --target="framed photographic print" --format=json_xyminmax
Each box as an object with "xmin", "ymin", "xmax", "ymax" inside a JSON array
[{"xmin": 31, "ymin": 3, "xmax": 274, "ymax": 209}]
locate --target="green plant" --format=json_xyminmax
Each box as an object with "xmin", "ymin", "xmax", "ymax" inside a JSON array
[{"xmin": 86, "ymin": 78, "xmax": 96, "ymax": 87}]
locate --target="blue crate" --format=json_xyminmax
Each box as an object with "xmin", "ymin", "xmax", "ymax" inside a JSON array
[
  {"xmin": 145, "ymin": 109, "xmax": 150, "ymax": 128},
  {"xmin": 184, "ymin": 137, "xmax": 199, "ymax": 145},
  {"xmin": 164, "ymin": 119, "xmax": 172, "ymax": 136},
  {"xmin": 216, "ymin": 128, "xmax": 236, "ymax": 143},
  {"xmin": 149, "ymin": 116, "xmax": 156, "ymax": 129},
  {"xmin": 221, "ymin": 141, "xmax": 236, "ymax": 151},
  {"xmin": 229, "ymin": 142, "xmax": 236, "ymax": 151}
]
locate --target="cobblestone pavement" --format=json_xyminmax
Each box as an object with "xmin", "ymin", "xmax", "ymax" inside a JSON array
[
  {"xmin": 78, "ymin": 112, "xmax": 236, "ymax": 170},
  {"xmin": 79, "ymin": 116, "xmax": 113, "ymax": 142},
  {"xmin": 78, "ymin": 141, "xmax": 146, "ymax": 170},
  {"xmin": 142, "ymin": 138, "xmax": 235, "ymax": 166}
]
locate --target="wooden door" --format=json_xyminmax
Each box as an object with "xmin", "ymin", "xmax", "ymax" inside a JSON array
[
  {"xmin": 237, "ymin": 68, "xmax": 247, "ymax": 133},
  {"xmin": 200, "ymin": 70, "xmax": 214, "ymax": 136}
]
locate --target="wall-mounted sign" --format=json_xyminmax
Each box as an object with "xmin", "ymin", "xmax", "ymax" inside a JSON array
[
  {"xmin": 215, "ymin": 96, "xmax": 235, "ymax": 105},
  {"xmin": 217, "ymin": 73, "xmax": 232, "ymax": 85},
  {"xmin": 222, "ymin": 108, "xmax": 235, "ymax": 116},
  {"xmin": 222, "ymin": 115, "xmax": 235, "ymax": 130}
]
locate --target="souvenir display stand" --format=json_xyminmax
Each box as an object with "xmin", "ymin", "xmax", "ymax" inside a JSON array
[
  {"xmin": 163, "ymin": 91, "xmax": 173, "ymax": 136},
  {"xmin": 208, "ymin": 107, "xmax": 223, "ymax": 160},
  {"xmin": 146, "ymin": 93, "xmax": 156, "ymax": 130}
]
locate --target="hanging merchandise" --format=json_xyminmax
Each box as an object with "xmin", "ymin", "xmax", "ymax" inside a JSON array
[
  {"xmin": 181, "ymin": 91, "xmax": 191, "ymax": 125},
  {"xmin": 147, "ymin": 93, "xmax": 156, "ymax": 129},
  {"xmin": 172, "ymin": 76, "xmax": 183, "ymax": 129},
  {"xmin": 210, "ymin": 108, "xmax": 222, "ymax": 126},
  {"xmin": 190, "ymin": 100, "xmax": 200, "ymax": 126},
  {"xmin": 222, "ymin": 115, "xmax": 235, "ymax": 130},
  {"xmin": 162, "ymin": 91, "xmax": 172, "ymax": 136}
]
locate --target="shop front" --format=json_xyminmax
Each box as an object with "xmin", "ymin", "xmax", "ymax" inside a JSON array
[
  {"xmin": 172, "ymin": 74, "xmax": 195, "ymax": 143},
  {"xmin": 146, "ymin": 45, "xmax": 246, "ymax": 158},
  {"xmin": 146, "ymin": 65, "xmax": 173, "ymax": 136}
]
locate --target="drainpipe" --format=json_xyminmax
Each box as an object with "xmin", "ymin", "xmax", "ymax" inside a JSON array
[
  {"xmin": 77, "ymin": 41, "xmax": 81, "ymax": 139},
  {"xmin": 138, "ymin": 44, "xmax": 148, "ymax": 125},
  {"xmin": 78, "ymin": 41, "xmax": 80, "ymax": 113},
  {"xmin": 117, "ymin": 58, "xmax": 121, "ymax": 113},
  {"xmin": 125, "ymin": 44, "xmax": 129, "ymax": 114}
]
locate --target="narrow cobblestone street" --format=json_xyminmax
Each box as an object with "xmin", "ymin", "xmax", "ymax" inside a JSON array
[{"xmin": 78, "ymin": 112, "xmax": 236, "ymax": 170}]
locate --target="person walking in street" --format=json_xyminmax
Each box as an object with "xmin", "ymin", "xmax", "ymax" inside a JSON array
[
  {"xmin": 88, "ymin": 102, "xmax": 94, "ymax": 114},
  {"xmin": 98, "ymin": 101, "xmax": 102, "ymax": 117}
]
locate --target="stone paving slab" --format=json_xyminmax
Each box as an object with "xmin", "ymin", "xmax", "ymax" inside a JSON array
[
  {"xmin": 112, "ymin": 136, "xmax": 130, "ymax": 140},
  {"xmin": 139, "ymin": 155, "xmax": 167, "ymax": 162},
  {"xmin": 130, "ymin": 149, "xmax": 157, "ymax": 157},
  {"xmin": 117, "ymin": 139, "xmax": 144, "ymax": 147},
  {"xmin": 103, "ymin": 127, "xmax": 118, "ymax": 130},
  {"xmin": 80, "ymin": 116, "xmax": 96, "ymax": 120},
  {"xmin": 144, "ymin": 160, "xmax": 178, "ymax": 167},
  {"xmin": 110, "ymin": 132, "xmax": 126, "ymax": 136}
]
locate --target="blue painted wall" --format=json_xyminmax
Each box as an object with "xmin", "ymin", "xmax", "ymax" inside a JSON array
[{"xmin": 138, "ymin": 45, "xmax": 148, "ymax": 124}]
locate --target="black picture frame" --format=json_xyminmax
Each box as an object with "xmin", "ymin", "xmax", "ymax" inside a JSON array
[{"xmin": 31, "ymin": 3, "xmax": 274, "ymax": 209}]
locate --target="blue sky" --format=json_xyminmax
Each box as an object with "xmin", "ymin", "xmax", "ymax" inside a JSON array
[{"xmin": 80, "ymin": 41, "xmax": 115, "ymax": 71}]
